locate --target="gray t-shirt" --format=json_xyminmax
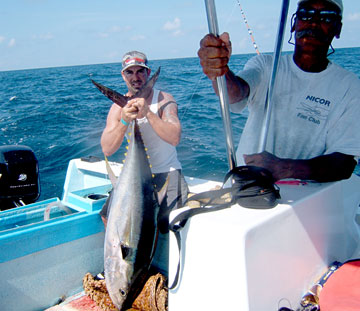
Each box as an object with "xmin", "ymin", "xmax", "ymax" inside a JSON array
[{"xmin": 231, "ymin": 54, "xmax": 360, "ymax": 165}]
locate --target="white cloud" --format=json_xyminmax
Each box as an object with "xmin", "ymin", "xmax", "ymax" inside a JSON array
[
  {"xmin": 8, "ymin": 38, "xmax": 15, "ymax": 47},
  {"xmin": 163, "ymin": 17, "xmax": 181, "ymax": 31},
  {"xmin": 171, "ymin": 30, "xmax": 182, "ymax": 37},
  {"xmin": 130, "ymin": 35, "xmax": 145, "ymax": 41},
  {"xmin": 163, "ymin": 17, "xmax": 183, "ymax": 36},
  {"xmin": 0, "ymin": 36, "xmax": 5, "ymax": 44},
  {"xmin": 32, "ymin": 33, "xmax": 54, "ymax": 40},
  {"xmin": 98, "ymin": 32, "xmax": 109, "ymax": 38},
  {"xmin": 97, "ymin": 26, "xmax": 132, "ymax": 39},
  {"xmin": 39, "ymin": 33, "xmax": 54, "ymax": 40},
  {"xmin": 110, "ymin": 25, "xmax": 131, "ymax": 33},
  {"xmin": 106, "ymin": 51, "xmax": 120, "ymax": 60},
  {"xmin": 347, "ymin": 13, "xmax": 360, "ymax": 22}
]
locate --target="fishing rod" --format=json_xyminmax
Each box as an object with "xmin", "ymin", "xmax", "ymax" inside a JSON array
[
  {"xmin": 258, "ymin": 0, "xmax": 290, "ymax": 152},
  {"xmin": 204, "ymin": 0, "xmax": 237, "ymax": 171}
]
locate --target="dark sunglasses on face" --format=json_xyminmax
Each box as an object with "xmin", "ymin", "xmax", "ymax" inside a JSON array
[{"xmin": 296, "ymin": 8, "xmax": 341, "ymax": 23}]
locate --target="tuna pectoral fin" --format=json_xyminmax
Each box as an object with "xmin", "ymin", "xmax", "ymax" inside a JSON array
[
  {"xmin": 104, "ymin": 155, "xmax": 117, "ymax": 187},
  {"xmin": 156, "ymin": 175, "xmax": 169, "ymax": 205},
  {"xmin": 121, "ymin": 244, "xmax": 133, "ymax": 260}
]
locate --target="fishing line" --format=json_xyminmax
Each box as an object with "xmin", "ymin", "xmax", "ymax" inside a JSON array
[
  {"xmin": 178, "ymin": 74, "xmax": 207, "ymax": 122},
  {"xmin": 236, "ymin": 0, "xmax": 260, "ymax": 55},
  {"xmin": 180, "ymin": 0, "xmax": 258, "ymax": 122}
]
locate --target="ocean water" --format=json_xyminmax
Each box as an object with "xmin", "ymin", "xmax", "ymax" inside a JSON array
[{"xmin": 1, "ymin": 47, "xmax": 360, "ymax": 201}]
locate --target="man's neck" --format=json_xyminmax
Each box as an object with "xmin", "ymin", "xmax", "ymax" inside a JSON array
[{"xmin": 293, "ymin": 48, "xmax": 329, "ymax": 73}]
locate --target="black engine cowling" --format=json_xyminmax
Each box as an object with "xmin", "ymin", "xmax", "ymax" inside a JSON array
[{"xmin": 0, "ymin": 145, "xmax": 40, "ymax": 210}]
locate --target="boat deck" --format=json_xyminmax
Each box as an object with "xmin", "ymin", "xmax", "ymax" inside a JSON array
[{"xmin": 2, "ymin": 158, "xmax": 360, "ymax": 311}]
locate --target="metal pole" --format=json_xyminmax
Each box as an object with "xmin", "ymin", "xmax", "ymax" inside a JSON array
[
  {"xmin": 258, "ymin": 0, "xmax": 290, "ymax": 152},
  {"xmin": 204, "ymin": 0, "xmax": 237, "ymax": 170}
]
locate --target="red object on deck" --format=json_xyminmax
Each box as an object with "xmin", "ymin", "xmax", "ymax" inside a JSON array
[
  {"xmin": 319, "ymin": 260, "xmax": 360, "ymax": 311},
  {"xmin": 69, "ymin": 295, "xmax": 103, "ymax": 311},
  {"xmin": 46, "ymin": 294, "xmax": 103, "ymax": 311}
]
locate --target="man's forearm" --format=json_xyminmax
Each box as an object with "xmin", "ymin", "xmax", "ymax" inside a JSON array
[
  {"xmin": 100, "ymin": 124, "xmax": 127, "ymax": 157},
  {"xmin": 212, "ymin": 69, "xmax": 250, "ymax": 104},
  {"xmin": 283, "ymin": 153, "xmax": 356, "ymax": 182},
  {"xmin": 244, "ymin": 151, "xmax": 357, "ymax": 182}
]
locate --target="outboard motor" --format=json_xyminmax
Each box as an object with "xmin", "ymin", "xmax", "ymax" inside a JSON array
[{"xmin": 0, "ymin": 145, "xmax": 40, "ymax": 210}]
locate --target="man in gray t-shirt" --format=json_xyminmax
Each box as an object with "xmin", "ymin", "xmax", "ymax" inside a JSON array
[{"xmin": 198, "ymin": 0, "xmax": 359, "ymax": 182}]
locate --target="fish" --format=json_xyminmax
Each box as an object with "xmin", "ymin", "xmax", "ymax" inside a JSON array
[
  {"xmin": 91, "ymin": 67, "xmax": 160, "ymax": 108},
  {"xmin": 103, "ymin": 120, "xmax": 166, "ymax": 310},
  {"xmin": 92, "ymin": 67, "xmax": 164, "ymax": 309}
]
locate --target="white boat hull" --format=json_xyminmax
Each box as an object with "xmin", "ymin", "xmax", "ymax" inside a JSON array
[{"xmin": 169, "ymin": 175, "xmax": 360, "ymax": 310}]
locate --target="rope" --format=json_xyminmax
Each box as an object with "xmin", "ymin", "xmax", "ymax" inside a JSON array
[{"xmin": 83, "ymin": 272, "xmax": 168, "ymax": 311}]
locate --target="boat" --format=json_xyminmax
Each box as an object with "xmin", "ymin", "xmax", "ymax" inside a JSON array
[
  {"xmin": 2, "ymin": 1, "xmax": 360, "ymax": 309},
  {"xmin": 1, "ymin": 144, "xmax": 360, "ymax": 311}
]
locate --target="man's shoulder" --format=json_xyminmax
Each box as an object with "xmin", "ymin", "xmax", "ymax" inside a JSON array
[
  {"xmin": 247, "ymin": 53, "xmax": 272, "ymax": 64},
  {"xmin": 157, "ymin": 90, "xmax": 176, "ymax": 104},
  {"xmin": 331, "ymin": 61, "xmax": 359, "ymax": 76},
  {"xmin": 245, "ymin": 53, "xmax": 290, "ymax": 70},
  {"xmin": 329, "ymin": 62, "xmax": 360, "ymax": 86}
]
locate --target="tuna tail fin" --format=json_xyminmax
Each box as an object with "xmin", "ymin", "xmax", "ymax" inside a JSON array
[{"xmin": 91, "ymin": 79, "xmax": 128, "ymax": 107}]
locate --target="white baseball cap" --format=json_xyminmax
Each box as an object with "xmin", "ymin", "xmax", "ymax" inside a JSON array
[
  {"xmin": 298, "ymin": 0, "xmax": 343, "ymax": 16},
  {"xmin": 121, "ymin": 51, "xmax": 150, "ymax": 72}
]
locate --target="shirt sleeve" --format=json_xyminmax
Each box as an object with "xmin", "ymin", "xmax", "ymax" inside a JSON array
[
  {"xmin": 230, "ymin": 54, "xmax": 270, "ymax": 113},
  {"xmin": 325, "ymin": 77, "xmax": 360, "ymax": 157}
]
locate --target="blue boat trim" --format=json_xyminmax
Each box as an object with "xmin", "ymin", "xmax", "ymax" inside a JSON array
[{"xmin": 0, "ymin": 206, "xmax": 104, "ymax": 263}]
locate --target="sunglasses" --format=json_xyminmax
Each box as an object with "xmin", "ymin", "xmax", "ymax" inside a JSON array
[{"xmin": 296, "ymin": 8, "xmax": 341, "ymax": 24}]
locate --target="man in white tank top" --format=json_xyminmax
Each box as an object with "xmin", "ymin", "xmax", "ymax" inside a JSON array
[
  {"xmin": 197, "ymin": 0, "xmax": 360, "ymax": 182},
  {"xmin": 100, "ymin": 51, "xmax": 188, "ymax": 235}
]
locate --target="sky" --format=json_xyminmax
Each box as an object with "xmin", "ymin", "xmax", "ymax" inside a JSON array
[{"xmin": 1, "ymin": 0, "xmax": 360, "ymax": 71}]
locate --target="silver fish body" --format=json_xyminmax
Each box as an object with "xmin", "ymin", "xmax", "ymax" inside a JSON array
[{"xmin": 104, "ymin": 121, "xmax": 160, "ymax": 310}]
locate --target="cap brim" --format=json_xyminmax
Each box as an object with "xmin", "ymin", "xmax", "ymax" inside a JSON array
[{"xmin": 121, "ymin": 64, "xmax": 150, "ymax": 72}]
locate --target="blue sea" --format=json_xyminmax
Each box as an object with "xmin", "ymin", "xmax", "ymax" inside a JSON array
[{"xmin": 1, "ymin": 47, "xmax": 360, "ymax": 202}]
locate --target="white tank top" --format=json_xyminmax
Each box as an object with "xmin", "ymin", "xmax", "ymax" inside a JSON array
[{"xmin": 134, "ymin": 89, "xmax": 182, "ymax": 173}]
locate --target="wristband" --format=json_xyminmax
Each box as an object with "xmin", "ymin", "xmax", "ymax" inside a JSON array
[{"xmin": 121, "ymin": 118, "xmax": 129, "ymax": 126}]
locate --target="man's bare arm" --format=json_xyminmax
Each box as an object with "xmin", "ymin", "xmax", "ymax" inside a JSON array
[
  {"xmin": 146, "ymin": 93, "xmax": 181, "ymax": 146},
  {"xmin": 244, "ymin": 151, "xmax": 357, "ymax": 182}
]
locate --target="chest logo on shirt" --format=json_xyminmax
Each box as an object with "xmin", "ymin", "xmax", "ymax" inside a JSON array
[{"xmin": 296, "ymin": 95, "xmax": 331, "ymax": 125}]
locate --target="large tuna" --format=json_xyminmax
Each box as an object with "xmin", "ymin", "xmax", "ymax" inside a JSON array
[
  {"xmin": 92, "ymin": 69, "xmax": 164, "ymax": 309},
  {"xmin": 104, "ymin": 120, "xmax": 165, "ymax": 310}
]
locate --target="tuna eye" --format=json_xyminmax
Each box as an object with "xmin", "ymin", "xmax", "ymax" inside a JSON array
[{"xmin": 119, "ymin": 289, "xmax": 127, "ymax": 297}]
